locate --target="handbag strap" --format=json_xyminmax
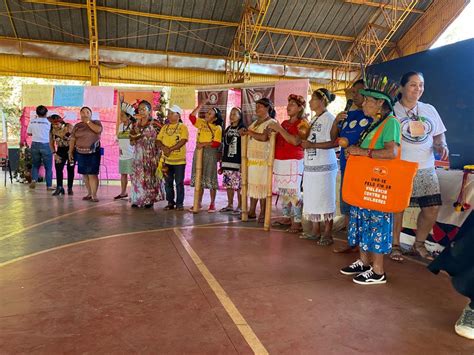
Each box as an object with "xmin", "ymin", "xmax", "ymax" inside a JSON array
[
  {"xmin": 368, "ymin": 118, "xmax": 389, "ymax": 150},
  {"xmin": 368, "ymin": 116, "xmax": 401, "ymax": 159}
]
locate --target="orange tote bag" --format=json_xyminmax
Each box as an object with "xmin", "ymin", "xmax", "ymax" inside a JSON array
[{"xmin": 342, "ymin": 120, "xmax": 418, "ymax": 213}]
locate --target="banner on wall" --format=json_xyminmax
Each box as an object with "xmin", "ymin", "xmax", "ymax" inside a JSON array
[
  {"xmin": 119, "ymin": 91, "xmax": 155, "ymax": 110},
  {"xmin": 274, "ymin": 79, "xmax": 310, "ymax": 106},
  {"xmin": 241, "ymin": 86, "xmax": 275, "ymax": 127},
  {"xmin": 53, "ymin": 86, "xmax": 84, "ymax": 107},
  {"xmin": 21, "ymin": 106, "xmax": 121, "ymax": 179},
  {"xmin": 83, "ymin": 86, "xmax": 115, "ymax": 108},
  {"xmin": 197, "ymin": 90, "xmax": 228, "ymax": 122},
  {"xmin": 22, "ymin": 85, "xmax": 54, "ymax": 107},
  {"xmin": 170, "ymin": 87, "xmax": 196, "ymax": 109}
]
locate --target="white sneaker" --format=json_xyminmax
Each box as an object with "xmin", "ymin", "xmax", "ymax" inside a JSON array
[{"xmin": 455, "ymin": 304, "xmax": 474, "ymax": 340}]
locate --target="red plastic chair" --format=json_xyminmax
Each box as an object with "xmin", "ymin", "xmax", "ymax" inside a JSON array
[{"xmin": 0, "ymin": 142, "xmax": 13, "ymax": 186}]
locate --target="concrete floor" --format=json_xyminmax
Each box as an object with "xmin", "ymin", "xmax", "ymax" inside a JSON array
[{"xmin": 0, "ymin": 182, "xmax": 473, "ymax": 354}]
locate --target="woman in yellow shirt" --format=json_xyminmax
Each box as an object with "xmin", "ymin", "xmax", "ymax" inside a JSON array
[
  {"xmin": 189, "ymin": 103, "xmax": 223, "ymax": 212},
  {"xmin": 156, "ymin": 105, "xmax": 189, "ymax": 211}
]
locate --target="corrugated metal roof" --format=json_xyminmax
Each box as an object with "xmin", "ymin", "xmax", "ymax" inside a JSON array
[{"xmin": 1, "ymin": 0, "xmax": 434, "ymax": 68}]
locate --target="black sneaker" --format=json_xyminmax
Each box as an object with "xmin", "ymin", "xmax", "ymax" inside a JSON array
[
  {"xmin": 340, "ymin": 259, "xmax": 372, "ymax": 275},
  {"xmin": 353, "ymin": 269, "xmax": 387, "ymax": 285}
]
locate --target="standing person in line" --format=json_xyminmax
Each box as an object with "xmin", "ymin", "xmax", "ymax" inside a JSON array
[
  {"xmin": 331, "ymin": 80, "xmax": 373, "ymax": 253},
  {"xmin": 27, "ymin": 105, "xmax": 54, "ymax": 190},
  {"xmin": 115, "ymin": 101, "xmax": 135, "ymax": 200},
  {"xmin": 129, "ymin": 100, "xmax": 164, "ymax": 208},
  {"xmin": 49, "ymin": 114, "xmax": 75, "ymax": 196},
  {"xmin": 392, "ymin": 71, "xmax": 449, "ymax": 261},
  {"xmin": 188, "ymin": 103, "xmax": 223, "ymax": 213},
  {"xmin": 300, "ymin": 89, "xmax": 338, "ymax": 245},
  {"xmin": 219, "ymin": 107, "xmax": 245, "ymax": 214},
  {"xmin": 267, "ymin": 94, "xmax": 306, "ymax": 233},
  {"xmin": 68, "ymin": 106, "xmax": 103, "ymax": 202},
  {"xmin": 339, "ymin": 78, "xmax": 401, "ymax": 285},
  {"xmin": 239, "ymin": 98, "xmax": 277, "ymax": 223},
  {"xmin": 157, "ymin": 105, "xmax": 188, "ymax": 211}
]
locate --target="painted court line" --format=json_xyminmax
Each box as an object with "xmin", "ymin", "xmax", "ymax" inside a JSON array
[
  {"xmin": 173, "ymin": 228, "xmax": 269, "ymax": 355},
  {"xmin": 0, "ymin": 221, "xmax": 245, "ymax": 268},
  {"xmin": 0, "ymin": 201, "xmax": 117, "ymax": 242}
]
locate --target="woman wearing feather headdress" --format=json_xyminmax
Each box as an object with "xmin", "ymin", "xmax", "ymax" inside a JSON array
[{"xmin": 340, "ymin": 75, "xmax": 402, "ymax": 285}]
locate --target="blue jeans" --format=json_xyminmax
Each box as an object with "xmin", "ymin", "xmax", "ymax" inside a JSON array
[
  {"xmin": 165, "ymin": 164, "xmax": 185, "ymax": 207},
  {"xmin": 31, "ymin": 142, "xmax": 53, "ymax": 187}
]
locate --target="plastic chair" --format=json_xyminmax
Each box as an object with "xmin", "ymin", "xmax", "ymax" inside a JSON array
[
  {"xmin": 0, "ymin": 142, "xmax": 13, "ymax": 186},
  {"xmin": 99, "ymin": 147, "xmax": 109, "ymax": 185}
]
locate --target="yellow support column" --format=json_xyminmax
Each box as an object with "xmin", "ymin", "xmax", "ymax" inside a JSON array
[{"xmin": 86, "ymin": 0, "xmax": 99, "ymax": 85}]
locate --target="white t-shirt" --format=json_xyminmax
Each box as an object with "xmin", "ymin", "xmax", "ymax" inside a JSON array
[
  {"xmin": 117, "ymin": 123, "xmax": 134, "ymax": 161},
  {"xmin": 27, "ymin": 117, "xmax": 51, "ymax": 143},
  {"xmin": 394, "ymin": 101, "xmax": 447, "ymax": 170},
  {"xmin": 304, "ymin": 111, "xmax": 337, "ymax": 168}
]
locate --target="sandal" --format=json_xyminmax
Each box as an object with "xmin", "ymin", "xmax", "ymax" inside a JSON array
[
  {"xmin": 390, "ymin": 245, "xmax": 404, "ymax": 262},
  {"xmin": 411, "ymin": 241, "xmax": 434, "ymax": 261},
  {"xmin": 299, "ymin": 233, "xmax": 320, "ymax": 240},
  {"xmin": 219, "ymin": 206, "xmax": 234, "ymax": 212},
  {"xmin": 82, "ymin": 195, "xmax": 92, "ymax": 201},
  {"xmin": 317, "ymin": 236, "xmax": 334, "ymax": 246},
  {"xmin": 90, "ymin": 198, "xmax": 99, "ymax": 203},
  {"xmin": 272, "ymin": 219, "xmax": 292, "ymax": 227},
  {"xmin": 164, "ymin": 204, "xmax": 175, "ymax": 210},
  {"xmin": 114, "ymin": 194, "xmax": 128, "ymax": 200},
  {"xmin": 286, "ymin": 224, "xmax": 303, "ymax": 234}
]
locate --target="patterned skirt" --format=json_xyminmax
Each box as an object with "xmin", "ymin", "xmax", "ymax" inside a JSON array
[
  {"xmin": 191, "ymin": 147, "xmax": 218, "ymax": 190},
  {"xmin": 222, "ymin": 170, "xmax": 241, "ymax": 190},
  {"xmin": 348, "ymin": 206, "xmax": 393, "ymax": 254},
  {"xmin": 410, "ymin": 167, "xmax": 442, "ymax": 208}
]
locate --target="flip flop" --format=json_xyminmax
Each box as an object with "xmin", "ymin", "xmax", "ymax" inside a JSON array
[
  {"xmin": 317, "ymin": 236, "xmax": 334, "ymax": 246},
  {"xmin": 272, "ymin": 220, "xmax": 292, "ymax": 227},
  {"xmin": 299, "ymin": 233, "xmax": 320, "ymax": 240},
  {"xmin": 219, "ymin": 206, "xmax": 234, "ymax": 212},
  {"xmin": 286, "ymin": 227, "xmax": 304, "ymax": 234}
]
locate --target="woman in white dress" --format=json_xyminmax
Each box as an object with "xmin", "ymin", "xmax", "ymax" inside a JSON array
[{"xmin": 301, "ymin": 88, "xmax": 338, "ymax": 246}]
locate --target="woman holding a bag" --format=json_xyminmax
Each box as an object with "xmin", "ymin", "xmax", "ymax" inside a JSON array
[
  {"xmin": 339, "ymin": 77, "xmax": 402, "ymax": 285},
  {"xmin": 69, "ymin": 106, "xmax": 102, "ymax": 202}
]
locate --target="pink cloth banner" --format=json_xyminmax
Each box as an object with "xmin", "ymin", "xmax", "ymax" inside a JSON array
[
  {"xmin": 20, "ymin": 106, "xmax": 121, "ymax": 180},
  {"xmin": 274, "ymin": 79, "xmax": 309, "ymax": 106},
  {"xmin": 83, "ymin": 86, "xmax": 115, "ymax": 108}
]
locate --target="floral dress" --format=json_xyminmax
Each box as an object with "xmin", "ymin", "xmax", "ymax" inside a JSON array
[{"xmin": 130, "ymin": 124, "xmax": 164, "ymax": 206}]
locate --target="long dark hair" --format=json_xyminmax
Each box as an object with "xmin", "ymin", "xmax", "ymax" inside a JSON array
[
  {"xmin": 397, "ymin": 71, "xmax": 424, "ymax": 100},
  {"xmin": 226, "ymin": 107, "xmax": 245, "ymax": 133},
  {"xmin": 138, "ymin": 100, "xmax": 153, "ymax": 120},
  {"xmin": 255, "ymin": 98, "xmax": 276, "ymax": 118},
  {"xmin": 313, "ymin": 88, "xmax": 336, "ymax": 107}
]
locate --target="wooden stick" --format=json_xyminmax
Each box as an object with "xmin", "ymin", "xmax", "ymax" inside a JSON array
[
  {"xmin": 264, "ymin": 132, "xmax": 276, "ymax": 231},
  {"xmin": 192, "ymin": 147, "xmax": 203, "ymax": 213},
  {"xmin": 240, "ymin": 135, "xmax": 248, "ymax": 221}
]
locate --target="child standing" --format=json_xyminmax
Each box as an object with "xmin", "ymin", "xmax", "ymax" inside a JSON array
[{"xmin": 220, "ymin": 107, "xmax": 245, "ymax": 214}]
